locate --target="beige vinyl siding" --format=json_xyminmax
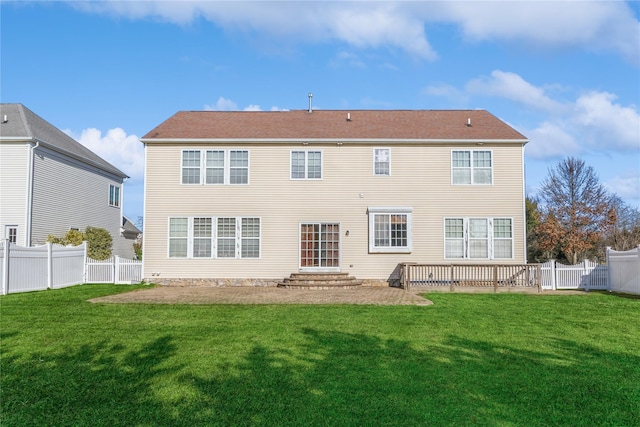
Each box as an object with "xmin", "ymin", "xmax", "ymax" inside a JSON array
[
  {"xmin": 143, "ymin": 142, "xmax": 526, "ymax": 281},
  {"xmin": 30, "ymin": 146, "xmax": 125, "ymax": 252},
  {"xmin": 0, "ymin": 143, "xmax": 30, "ymax": 245}
]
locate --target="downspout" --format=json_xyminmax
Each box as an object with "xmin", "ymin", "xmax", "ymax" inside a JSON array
[
  {"xmin": 26, "ymin": 139, "xmax": 40, "ymax": 246},
  {"xmin": 521, "ymin": 143, "xmax": 527, "ymax": 264}
]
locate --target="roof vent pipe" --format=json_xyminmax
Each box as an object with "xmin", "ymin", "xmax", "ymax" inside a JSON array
[
  {"xmin": 308, "ymin": 93, "xmax": 313, "ymax": 113},
  {"xmin": 467, "ymin": 117, "xmax": 471, "ymax": 127},
  {"xmin": 2, "ymin": 115, "xmax": 7, "ymax": 123}
]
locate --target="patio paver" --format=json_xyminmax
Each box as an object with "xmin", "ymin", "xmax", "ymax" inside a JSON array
[{"xmin": 89, "ymin": 286, "xmax": 433, "ymax": 305}]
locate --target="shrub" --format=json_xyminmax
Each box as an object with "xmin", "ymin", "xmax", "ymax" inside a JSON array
[{"xmin": 84, "ymin": 226, "xmax": 113, "ymax": 260}]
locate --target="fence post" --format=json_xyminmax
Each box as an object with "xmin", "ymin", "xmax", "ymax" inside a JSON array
[
  {"xmin": 82, "ymin": 242, "xmax": 88, "ymax": 284},
  {"xmin": 114, "ymin": 255, "xmax": 120, "ymax": 284},
  {"xmin": 550, "ymin": 260, "xmax": 557, "ymax": 291},
  {"xmin": 47, "ymin": 242, "xmax": 53, "ymax": 289},
  {"xmin": 583, "ymin": 260, "xmax": 590, "ymax": 292},
  {"xmin": 1, "ymin": 239, "xmax": 9, "ymax": 295},
  {"xmin": 605, "ymin": 247, "xmax": 612, "ymax": 291}
]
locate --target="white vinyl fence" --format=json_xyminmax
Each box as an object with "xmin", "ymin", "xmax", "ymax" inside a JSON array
[
  {"xmin": 1, "ymin": 240, "xmax": 142, "ymax": 295},
  {"xmin": 607, "ymin": 245, "xmax": 640, "ymax": 295},
  {"xmin": 541, "ymin": 259, "xmax": 608, "ymax": 291},
  {"xmin": 85, "ymin": 256, "xmax": 143, "ymax": 284}
]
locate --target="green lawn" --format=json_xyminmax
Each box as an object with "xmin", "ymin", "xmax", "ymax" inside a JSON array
[{"xmin": 1, "ymin": 285, "xmax": 639, "ymax": 426}]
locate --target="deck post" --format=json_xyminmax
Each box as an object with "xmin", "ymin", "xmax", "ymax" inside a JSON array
[{"xmin": 450, "ymin": 264, "xmax": 454, "ymax": 292}]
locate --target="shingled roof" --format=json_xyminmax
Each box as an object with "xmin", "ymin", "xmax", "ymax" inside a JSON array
[
  {"xmin": 0, "ymin": 103, "xmax": 128, "ymax": 178},
  {"xmin": 142, "ymin": 109, "xmax": 527, "ymax": 142}
]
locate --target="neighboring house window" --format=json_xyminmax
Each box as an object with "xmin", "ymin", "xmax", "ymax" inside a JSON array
[
  {"xmin": 373, "ymin": 148, "xmax": 390, "ymax": 176},
  {"xmin": 5, "ymin": 226, "xmax": 17, "ymax": 244},
  {"xmin": 444, "ymin": 217, "xmax": 513, "ymax": 259},
  {"xmin": 182, "ymin": 149, "xmax": 249, "ymax": 185},
  {"xmin": 168, "ymin": 216, "xmax": 260, "ymax": 259},
  {"xmin": 291, "ymin": 150, "xmax": 322, "ymax": 180},
  {"xmin": 368, "ymin": 207, "xmax": 412, "ymax": 253},
  {"xmin": 109, "ymin": 184, "xmax": 121, "ymax": 207},
  {"xmin": 451, "ymin": 150, "xmax": 492, "ymax": 185}
]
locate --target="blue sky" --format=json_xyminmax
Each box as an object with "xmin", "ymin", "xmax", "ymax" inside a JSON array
[{"xmin": 2, "ymin": 1, "xmax": 639, "ymax": 224}]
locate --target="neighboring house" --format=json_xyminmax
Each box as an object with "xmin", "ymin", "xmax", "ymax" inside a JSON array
[
  {"xmin": 0, "ymin": 103, "xmax": 135, "ymax": 258},
  {"xmin": 141, "ymin": 109, "xmax": 529, "ymax": 286},
  {"xmin": 121, "ymin": 215, "xmax": 143, "ymax": 258}
]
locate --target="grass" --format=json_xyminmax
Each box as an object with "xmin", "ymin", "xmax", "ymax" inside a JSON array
[{"xmin": 1, "ymin": 285, "xmax": 639, "ymax": 426}]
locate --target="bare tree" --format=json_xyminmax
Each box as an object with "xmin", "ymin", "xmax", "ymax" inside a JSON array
[
  {"xmin": 601, "ymin": 195, "xmax": 640, "ymax": 252},
  {"xmin": 537, "ymin": 157, "xmax": 615, "ymax": 264}
]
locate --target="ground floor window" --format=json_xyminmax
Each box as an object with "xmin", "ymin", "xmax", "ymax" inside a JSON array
[
  {"xmin": 445, "ymin": 217, "xmax": 513, "ymax": 259},
  {"xmin": 4, "ymin": 225, "xmax": 17, "ymax": 244},
  {"xmin": 168, "ymin": 216, "xmax": 260, "ymax": 259},
  {"xmin": 368, "ymin": 207, "xmax": 412, "ymax": 253}
]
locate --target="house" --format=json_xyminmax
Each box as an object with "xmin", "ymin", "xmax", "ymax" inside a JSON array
[
  {"xmin": 141, "ymin": 108, "xmax": 528, "ymax": 286},
  {"xmin": 0, "ymin": 103, "xmax": 136, "ymax": 259}
]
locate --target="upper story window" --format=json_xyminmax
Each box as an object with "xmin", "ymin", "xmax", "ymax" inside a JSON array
[
  {"xmin": 452, "ymin": 150, "xmax": 492, "ymax": 185},
  {"xmin": 109, "ymin": 184, "xmax": 121, "ymax": 207},
  {"xmin": 373, "ymin": 148, "xmax": 390, "ymax": 176},
  {"xmin": 368, "ymin": 207, "xmax": 412, "ymax": 253},
  {"xmin": 291, "ymin": 150, "xmax": 322, "ymax": 180},
  {"xmin": 182, "ymin": 149, "xmax": 249, "ymax": 185},
  {"xmin": 444, "ymin": 217, "xmax": 513, "ymax": 259}
]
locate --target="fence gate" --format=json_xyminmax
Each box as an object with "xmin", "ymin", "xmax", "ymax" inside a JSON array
[
  {"xmin": 85, "ymin": 256, "xmax": 142, "ymax": 284},
  {"xmin": 540, "ymin": 260, "xmax": 608, "ymax": 290}
]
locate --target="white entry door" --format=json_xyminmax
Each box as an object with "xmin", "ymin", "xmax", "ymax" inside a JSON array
[{"xmin": 299, "ymin": 223, "xmax": 340, "ymax": 272}]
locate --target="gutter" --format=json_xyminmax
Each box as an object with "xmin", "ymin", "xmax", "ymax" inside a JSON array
[{"xmin": 141, "ymin": 138, "xmax": 530, "ymax": 145}]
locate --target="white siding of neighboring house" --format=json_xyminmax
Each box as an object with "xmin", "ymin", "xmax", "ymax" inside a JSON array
[
  {"xmin": 0, "ymin": 142, "xmax": 30, "ymax": 246},
  {"xmin": 30, "ymin": 145, "xmax": 131, "ymax": 257},
  {"xmin": 144, "ymin": 142, "xmax": 526, "ymax": 283}
]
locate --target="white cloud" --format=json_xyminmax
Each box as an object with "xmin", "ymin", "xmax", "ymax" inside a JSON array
[
  {"xmin": 605, "ymin": 170, "xmax": 640, "ymax": 206},
  {"xmin": 462, "ymin": 71, "xmax": 640, "ymax": 160},
  {"xmin": 204, "ymin": 97, "xmax": 238, "ymax": 111},
  {"xmin": 467, "ymin": 70, "xmax": 565, "ymax": 113},
  {"xmin": 524, "ymin": 122, "xmax": 580, "ymax": 160},
  {"xmin": 572, "ymin": 91, "xmax": 640, "ymax": 151},
  {"xmin": 66, "ymin": 127, "xmax": 144, "ymax": 181},
  {"xmin": 434, "ymin": 1, "xmax": 640, "ymax": 64},
  {"xmin": 423, "ymin": 83, "xmax": 469, "ymax": 107},
  {"xmin": 68, "ymin": 1, "xmax": 639, "ymax": 63},
  {"xmin": 204, "ymin": 97, "xmax": 288, "ymax": 112}
]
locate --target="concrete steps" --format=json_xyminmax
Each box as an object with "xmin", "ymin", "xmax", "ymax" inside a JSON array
[{"xmin": 277, "ymin": 272, "xmax": 363, "ymax": 289}]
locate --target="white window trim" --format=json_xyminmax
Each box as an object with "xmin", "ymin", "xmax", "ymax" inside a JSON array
[
  {"xmin": 109, "ymin": 184, "xmax": 121, "ymax": 207},
  {"xmin": 167, "ymin": 216, "xmax": 261, "ymax": 259},
  {"xmin": 451, "ymin": 149, "xmax": 493, "ymax": 185},
  {"xmin": 181, "ymin": 149, "xmax": 250, "ymax": 185},
  {"xmin": 443, "ymin": 217, "xmax": 514, "ymax": 260},
  {"xmin": 368, "ymin": 207, "xmax": 413, "ymax": 253},
  {"xmin": 373, "ymin": 147, "xmax": 391, "ymax": 176},
  {"xmin": 4, "ymin": 225, "xmax": 18, "ymax": 244},
  {"xmin": 290, "ymin": 150, "xmax": 323, "ymax": 180}
]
